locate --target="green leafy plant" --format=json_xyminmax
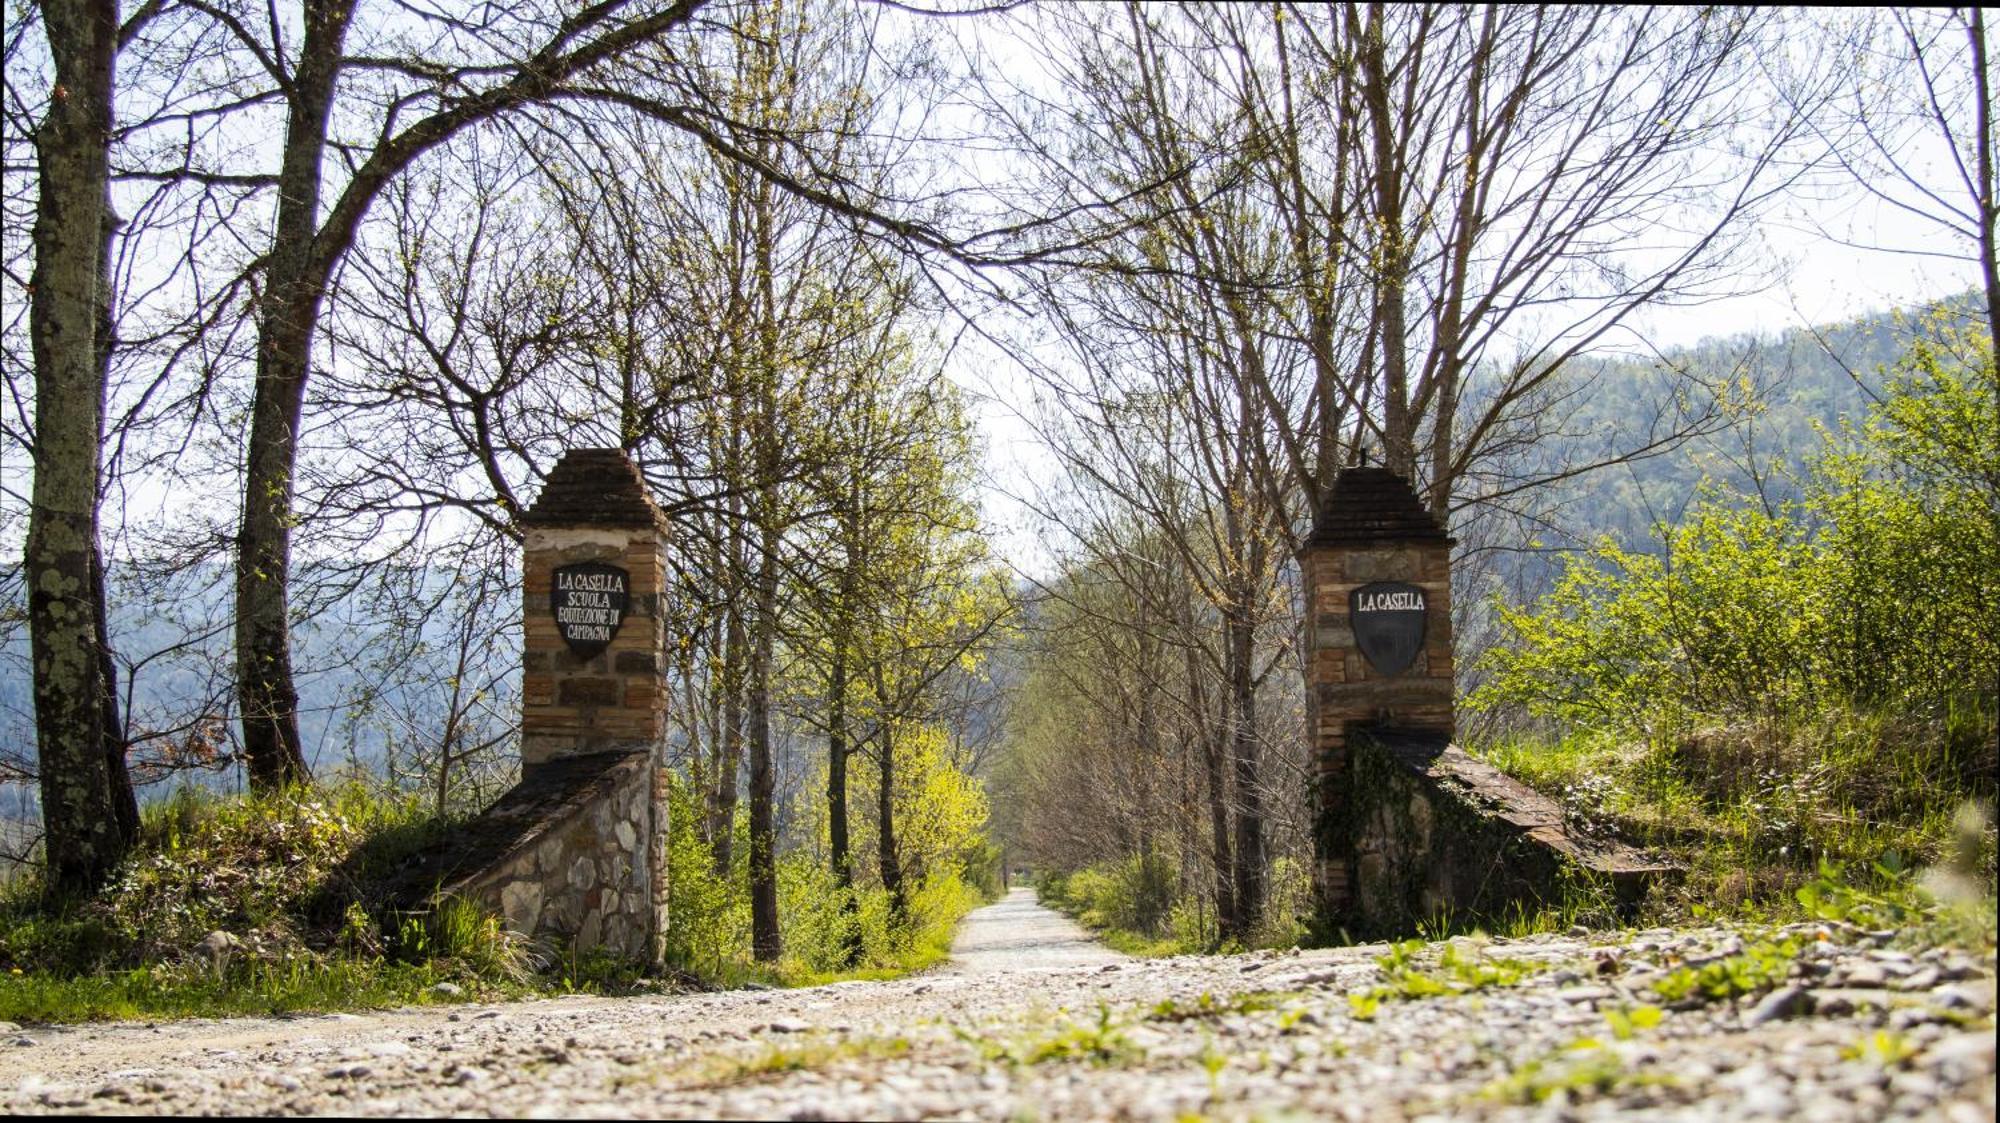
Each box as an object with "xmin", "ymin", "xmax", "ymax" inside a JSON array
[
  {"xmin": 1651, "ymin": 939, "xmax": 1798, "ymax": 1003},
  {"xmin": 1603, "ymin": 1004, "xmax": 1663, "ymax": 1041}
]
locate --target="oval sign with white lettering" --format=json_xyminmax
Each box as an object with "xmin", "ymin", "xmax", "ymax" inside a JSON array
[
  {"xmin": 552, "ymin": 562, "xmax": 629, "ymax": 658},
  {"xmin": 1350, "ymin": 581, "xmax": 1426, "ymax": 676}
]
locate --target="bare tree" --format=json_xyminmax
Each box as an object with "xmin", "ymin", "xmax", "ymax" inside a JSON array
[{"xmin": 18, "ymin": 0, "xmax": 139, "ymax": 892}]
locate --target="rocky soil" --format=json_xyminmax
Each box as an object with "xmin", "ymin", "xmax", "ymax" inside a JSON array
[{"xmin": 1, "ymin": 888, "xmax": 1992, "ymax": 1120}]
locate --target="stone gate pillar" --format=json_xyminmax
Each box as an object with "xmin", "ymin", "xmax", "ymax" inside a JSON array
[
  {"xmin": 1299, "ymin": 466, "xmax": 1455, "ymax": 931},
  {"xmin": 402, "ymin": 449, "xmax": 672, "ymax": 967},
  {"xmin": 513, "ymin": 448, "xmax": 672, "ymax": 966}
]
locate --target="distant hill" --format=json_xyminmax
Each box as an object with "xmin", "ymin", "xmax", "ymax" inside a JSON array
[
  {"xmin": 1459, "ymin": 291, "xmax": 1983, "ymax": 599},
  {"xmin": 0, "ymin": 560, "xmax": 522, "ymax": 808}
]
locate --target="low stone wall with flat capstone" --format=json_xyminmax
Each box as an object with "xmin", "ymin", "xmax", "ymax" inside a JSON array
[
  {"xmin": 1343, "ymin": 728, "xmax": 1672, "ymax": 938},
  {"xmin": 383, "ymin": 751, "xmax": 658, "ymax": 961}
]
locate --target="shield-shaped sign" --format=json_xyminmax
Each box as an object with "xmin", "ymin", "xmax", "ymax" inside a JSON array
[
  {"xmin": 551, "ymin": 562, "xmax": 629, "ymax": 659},
  {"xmin": 1349, "ymin": 581, "xmax": 1427, "ymax": 676}
]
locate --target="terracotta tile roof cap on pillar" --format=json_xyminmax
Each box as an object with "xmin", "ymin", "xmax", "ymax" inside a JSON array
[
  {"xmin": 1305, "ymin": 466, "xmax": 1453, "ymax": 546},
  {"xmin": 518, "ymin": 448, "xmax": 666, "ymax": 530}
]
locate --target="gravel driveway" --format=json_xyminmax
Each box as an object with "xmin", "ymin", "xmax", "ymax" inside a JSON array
[
  {"xmin": 942, "ymin": 887, "xmax": 1125, "ymax": 973},
  {"xmin": 1, "ymin": 890, "xmax": 1992, "ymax": 1119}
]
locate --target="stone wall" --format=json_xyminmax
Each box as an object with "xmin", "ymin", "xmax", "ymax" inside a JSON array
[
  {"xmin": 410, "ymin": 752, "xmax": 658, "ymax": 960},
  {"xmin": 1345, "ymin": 729, "xmax": 1666, "ymax": 938}
]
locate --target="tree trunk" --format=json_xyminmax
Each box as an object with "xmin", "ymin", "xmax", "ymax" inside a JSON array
[
  {"xmin": 1225, "ymin": 594, "xmax": 1265, "ymax": 939},
  {"xmin": 1967, "ymin": 10, "xmax": 2000, "ymax": 379},
  {"xmin": 877, "ymin": 725, "xmax": 906, "ymax": 923},
  {"xmin": 826, "ymin": 607, "xmax": 862, "ymax": 964},
  {"xmin": 27, "ymin": 0, "xmax": 136, "ymax": 895},
  {"xmin": 1189, "ymin": 643, "xmax": 1236, "ymax": 939},
  {"xmin": 746, "ymin": 519, "xmax": 782, "ymax": 962},
  {"xmin": 709, "ymin": 599, "xmax": 745, "ymax": 873},
  {"xmin": 1359, "ymin": 2, "xmax": 1415, "ymax": 476},
  {"xmin": 235, "ymin": 0, "xmax": 353, "ymax": 791}
]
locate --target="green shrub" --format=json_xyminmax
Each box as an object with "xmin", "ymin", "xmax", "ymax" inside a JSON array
[
  {"xmin": 1473, "ymin": 341, "xmax": 1997, "ymax": 731},
  {"xmin": 0, "ymin": 783, "xmax": 537, "ymax": 1022},
  {"xmin": 0, "ymin": 783, "xmax": 448, "ymax": 976},
  {"xmin": 1469, "ymin": 340, "xmax": 1998, "ymax": 910},
  {"xmin": 659, "ymin": 770, "xmax": 983, "ymax": 985}
]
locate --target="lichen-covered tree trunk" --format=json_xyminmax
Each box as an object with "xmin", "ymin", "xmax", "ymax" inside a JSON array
[{"xmin": 27, "ymin": 0, "xmax": 137, "ymax": 894}]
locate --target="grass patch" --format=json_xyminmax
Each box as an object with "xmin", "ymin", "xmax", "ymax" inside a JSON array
[
  {"xmin": 1466, "ymin": 714, "xmax": 1998, "ymax": 939},
  {"xmin": 0, "ymin": 956, "xmax": 505, "ymax": 1023},
  {"xmin": 668, "ymin": 1035, "xmax": 915, "ymax": 1090},
  {"xmin": 956, "ymin": 1005, "xmax": 1141, "ymax": 1067},
  {"xmin": 0, "ymin": 783, "xmax": 580, "ymax": 1024}
]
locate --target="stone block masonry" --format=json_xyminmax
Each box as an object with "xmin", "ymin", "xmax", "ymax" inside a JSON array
[
  {"xmin": 1300, "ymin": 466, "xmax": 1666, "ymax": 938},
  {"xmin": 387, "ymin": 449, "xmax": 671, "ymax": 967}
]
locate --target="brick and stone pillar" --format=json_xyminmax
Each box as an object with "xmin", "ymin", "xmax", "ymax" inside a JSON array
[
  {"xmin": 1300, "ymin": 466, "xmax": 1455, "ymax": 931},
  {"xmin": 514, "ymin": 448, "xmax": 671, "ymax": 964}
]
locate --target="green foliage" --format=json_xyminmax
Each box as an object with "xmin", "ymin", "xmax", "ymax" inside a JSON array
[
  {"xmin": 1145, "ymin": 990, "xmax": 1289, "ymax": 1023},
  {"xmin": 1057, "ymin": 852, "xmax": 1175, "ymax": 935},
  {"xmin": 659, "ymin": 773, "xmax": 751, "ymax": 981},
  {"xmin": 1603, "ymin": 1003, "xmax": 1664, "ymax": 1041},
  {"xmin": 1471, "ymin": 341, "xmax": 1998, "ymax": 916},
  {"xmin": 0, "ymin": 783, "xmax": 537, "ymax": 1022},
  {"xmin": 660, "ymin": 769, "xmax": 983, "ymax": 987},
  {"xmin": 1650, "ymin": 938, "xmax": 1798, "ymax": 1003},
  {"xmin": 1348, "ymin": 938, "xmax": 1542, "ymax": 1012},
  {"xmin": 1483, "ymin": 1047, "xmax": 1633, "ymax": 1106},
  {"xmin": 1843, "ymin": 1029, "xmax": 1919, "ymax": 1068},
  {"xmin": 1474, "ymin": 340, "xmax": 1997, "ymax": 726},
  {"xmin": 0, "ymin": 956, "xmax": 486, "ymax": 1024},
  {"xmin": 959, "ymin": 1005, "xmax": 1140, "ymax": 1068},
  {"xmin": 0, "ymin": 783, "xmax": 450, "ymax": 977},
  {"xmin": 1038, "ymin": 850, "xmax": 1310, "ymax": 955}
]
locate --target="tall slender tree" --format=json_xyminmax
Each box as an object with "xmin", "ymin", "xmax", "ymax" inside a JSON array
[{"xmin": 23, "ymin": 0, "xmax": 140, "ymax": 893}]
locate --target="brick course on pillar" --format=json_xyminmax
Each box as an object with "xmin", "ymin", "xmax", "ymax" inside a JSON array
[
  {"xmin": 518, "ymin": 448, "xmax": 670, "ymax": 768},
  {"xmin": 1299, "ymin": 466, "xmax": 1455, "ymax": 930}
]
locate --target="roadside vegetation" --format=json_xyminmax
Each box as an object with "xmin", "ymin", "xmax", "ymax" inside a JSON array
[
  {"xmin": 0, "ymin": 783, "xmax": 528, "ymax": 1023},
  {"xmin": 1030, "ymin": 333, "xmax": 1997, "ymax": 955},
  {"xmin": 1468, "ymin": 333, "xmax": 1998, "ymax": 936},
  {"xmin": 0, "ymin": 771, "xmax": 999, "ymax": 1024}
]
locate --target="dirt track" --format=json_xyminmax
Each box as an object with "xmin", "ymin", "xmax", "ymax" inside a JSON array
[{"xmin": 1, "ymin": 889, "xmax": 1992, "ymax": 1120}]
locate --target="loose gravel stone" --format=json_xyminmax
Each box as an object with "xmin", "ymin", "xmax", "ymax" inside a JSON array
[{"xmin": 0, "ymin": 889, "xmax": 1991, "ymax": 1120}]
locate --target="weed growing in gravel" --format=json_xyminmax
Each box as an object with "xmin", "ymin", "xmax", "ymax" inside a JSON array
[
  {"xmin": 1145, "ymin": 990, "xmax": 1291, "ymax": 1023},
  {"xmin": 1198, "ymin": 1037, "xmax": 1227, "ymax": 1103},
  {"xmin": 1842, "ymin": 1029, "xmax": 1919, "ymax": 1068},
  {"xmin": 1602, "ymin": 1004, "xmax": 1664, "ymax": 1041},
  {"xmin": 1650, "ymin": 938, "xmax": 1798, "ymax": 1003},
  {"xmin": 1354, "ymin": 938, "xmax": 1541, "ymax": 1011},
  {"xmin": 668, "ymin": 1035, "xmax": 914, "ymax": 1090},
  {"xmin": 959, "ymin": 1005, "xmax": 1141, "ymax": 1067},
  {"xmin": 1482, "ymin": 1047, "xmax": 1631, "ymax": 1106}
]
